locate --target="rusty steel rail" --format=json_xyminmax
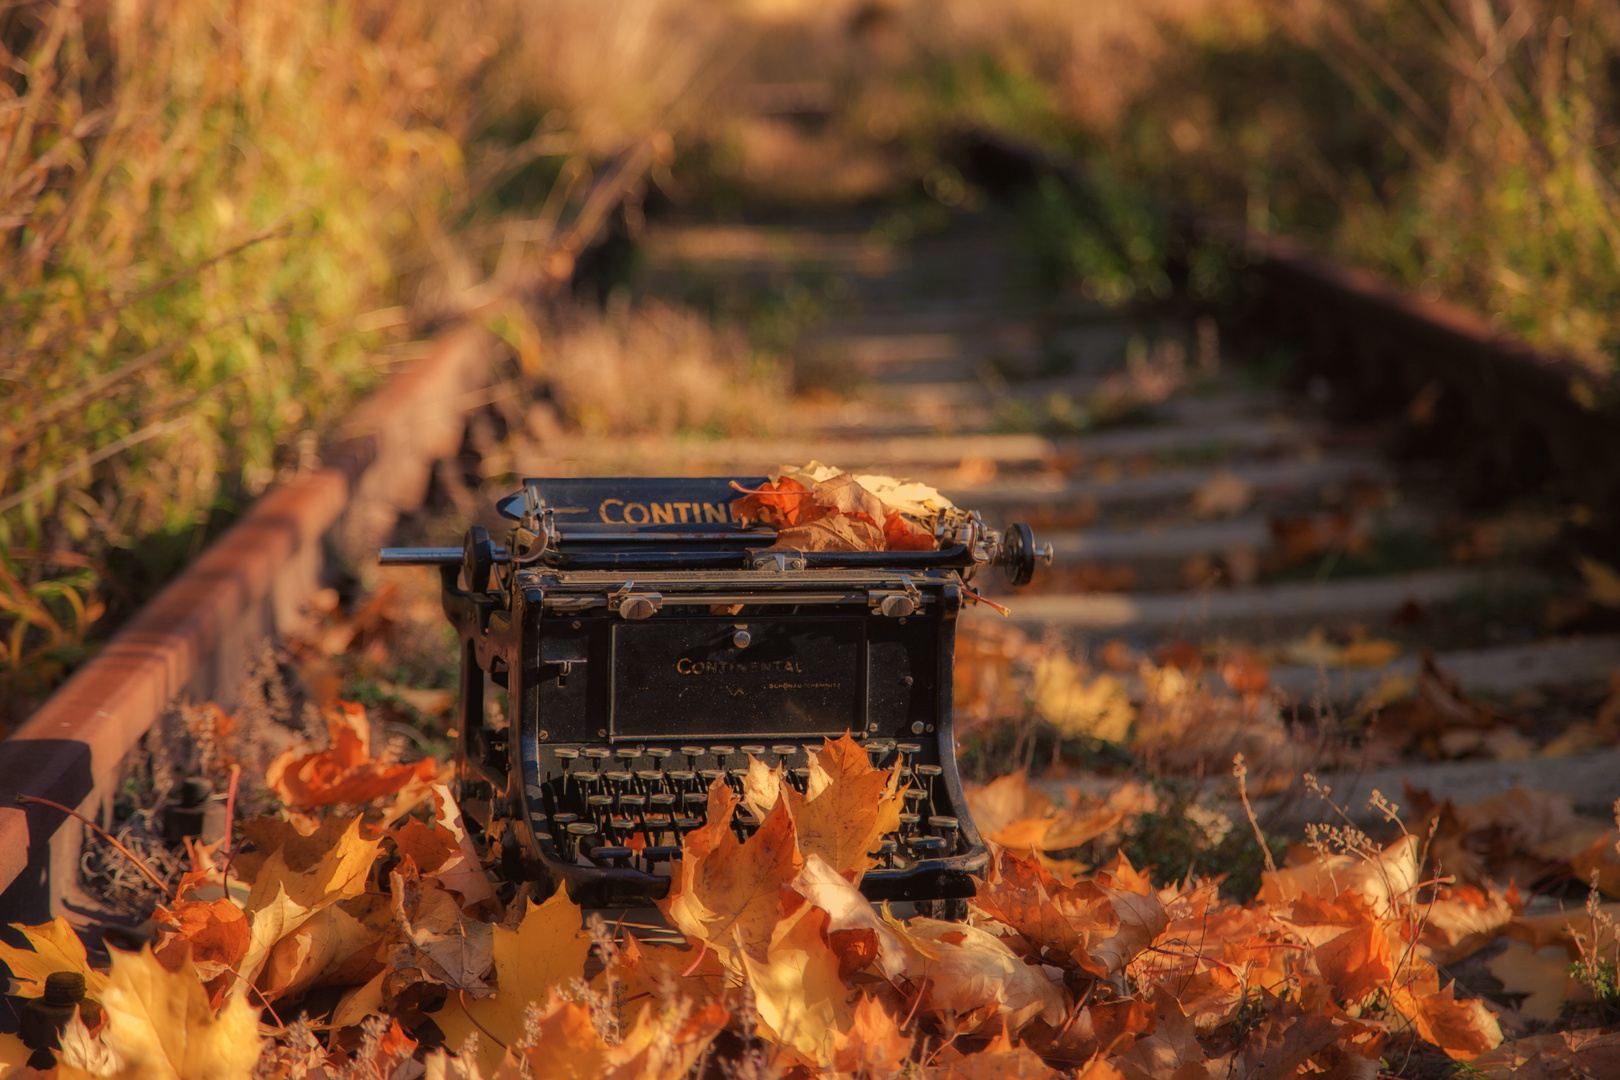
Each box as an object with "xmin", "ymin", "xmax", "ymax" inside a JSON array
[
  {"xmin": 0, "ymin": 135, "xmax": 668, "ymax": 920},
  {"xmin": 0, "ymin": 326, "xmax": 493, "ymax": 920}
]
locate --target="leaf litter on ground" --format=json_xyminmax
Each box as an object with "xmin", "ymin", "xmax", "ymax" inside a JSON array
[{"xmin": 5, "ymin": 697, "xmax": 1619, "ymax": 1080}]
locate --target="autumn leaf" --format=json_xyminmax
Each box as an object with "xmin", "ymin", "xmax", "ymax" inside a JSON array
[
  {"xmin": 790, "ymin": 853, "xmax": 907, "ymax": 981},
  {"xmin": 975, "ymin": 849, "xmax": 1119, "ymax": 975},
  {"xmin": 0, "ymin": 917, "xmax": 107, "ymax": 997},
  {"xmin": 53, "ymin": 947, "xmax": 261, "ymax": 1080},
  {"xmin": 152, "ymin": 897, "xmax": 250, "ymax": 991},
  {"xmin": 495, "ymin": 989, "xmax": 728, "ymax": 1080},
  {"xmin": 829, "ymin": 995, "xmax": 915, "ymax": 1078},
  {"xmin": 739, "ymin": 902, "xmax": 853, "ymax": 1066},
  {"xmin": 663, "ymin": 777, "xmax": 803, "ymax": 959},
  {"xmin": 886, "ymin": 915, "xmax": 1066, "ymax": 1035},
  {"xmin": 434, "ymin": 890, "xmax": 594, "ymax": 1076},
  {"xmin": 387, "ymin": 856, "xmax": 494, "ymax": 997},
  {"xmin": 1388, "ymin": 972, "xmax": 1503, "ymax": 1061},
  {"xmin": 925, "ymin": 1023, "xmax": 1061, "ymax": 1079},
  {"xmin": 1470, "ymin": 1029, "xmax": 1620, "ymax": 1079},
  {"xmin": 388, "ymin": 783, "xmax": 497, "ymax": 909},
  {"xmin": 786, "ymin": 734, "xmax": 903, "ymax": 879},
  {"xmin": 266, "ymin": 699, "xmax": 438, "ymax": 809}
]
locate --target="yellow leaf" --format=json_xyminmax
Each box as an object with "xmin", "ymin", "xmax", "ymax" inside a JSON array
[
  {"xmin": 433, "ymin": 891, "xmax": 593, "ymax": 1077},
  {"xmin": 502, "ymin": 989, "xmax": 727, "ymax": 1080},
  {"xmin": 886, "ymin": 915, "xmax": 1066, "ymax": 1035},
  {"xmin": 54, "ymin": 948, "xmax": 261, "ymax": 1080},
  {"xmin": 739, "ymin": 903, "xmax": 853, "ymax": 1068},
  {"xmin": 1579, "ymin": 557, "xmax": 1620, "ymax": 608},
  {"xmin": 1032, "ymin": 655, "xmax": 1134, "ymax": 743},
  {"xmin": 0, "ymin": 917, "xmax": 106, "ymax": 996},
  {"xmin": 787, "ymin": 734, "xmax": 902, "ymax": 879},
  {"xmin": 663, "ymin": 779, "xmax": 803, "ymax": 959}
]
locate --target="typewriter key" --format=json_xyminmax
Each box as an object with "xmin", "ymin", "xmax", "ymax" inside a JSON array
[
  {"xmin": 679, "ymin": 747, "xmax": 706, "ymax": 768},
  {"xmin": 698, "ymin": 768, "xmax": 727, "ymax": 787},
  {"xmin": 908, "ymin": 836, "xmax": 948, "ymax": 858},
  {"xmin": 928, "ymin": 816, "xmax": 960, "ymax": 852},
  {"xmin": 683, "ymin": 791, "xmax": 709, "ymax": 811},
  {"xmin": 593, "ymin": 846, "xmax": 633, "ymax": 869},
  {"xmin": 554, "ymin": 748, "xmax": 580, "ymax": 763},
  {"xmin": 649, "ymin": 792, "xmax": 677, "ymax": 812},
  {"xmin": 646, "ymin": 747, "xmax": 674, "ymax": 768},
  {"xmin": 643, "ymin": 846, "xmax": 681, "ymax": 867},
  {"xmin": 709, "ymin": 745, "xmax": 736, "ymax": 767},
  {"xmin": 771, "ymin": 744, "xmax": 798, "ymax": 759},
  {"xmin": 667, "ymin": 769, "xmax": 697, "ymax": 791},
  {"xmin": 635, "ymin": 770, "xmax": 663, "ymax": 792},
  {"xmin": 604, "ymin": 770, "xmax": 634, "ymax": 793},
  {"xmin": 898, "ymin": 812, "xmax": 921, "ymax": 835},
  {"xmin": 740, "ymin": 745, "xmax": 766, "ymax": 758}
]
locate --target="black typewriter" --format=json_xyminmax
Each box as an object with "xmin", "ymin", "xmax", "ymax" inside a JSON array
[{"xmin": 380, "ymin": 476, "xmax": 1050, "ymax": 911}]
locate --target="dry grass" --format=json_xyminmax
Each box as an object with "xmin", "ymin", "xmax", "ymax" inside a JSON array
[{"xmin": 542, "ymin": 298, "xmax": 788, "ymax": 439}]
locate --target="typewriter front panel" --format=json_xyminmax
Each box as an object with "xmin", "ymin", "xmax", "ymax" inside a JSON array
[{"xmin": 513, "ymin": 572, "xmax": 985, "ymax": 907}]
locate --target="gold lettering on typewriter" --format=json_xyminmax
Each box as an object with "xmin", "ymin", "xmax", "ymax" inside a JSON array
[
  {"xmin": 600, "ymin": 499, "xmax": 737, "ymax": 525},
  {"xmin": 676, "ymin": 657, "xmax": 807, "ymax": 675}
]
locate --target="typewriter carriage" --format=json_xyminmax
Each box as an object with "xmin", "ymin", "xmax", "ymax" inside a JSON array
[{"xmin": 380, "ymin": 476, "xmax": 1050, "ymax": 910}]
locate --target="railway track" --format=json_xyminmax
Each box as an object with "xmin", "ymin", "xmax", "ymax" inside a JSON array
[{"xmin": 4, "ymin": 177, "xmax": 1620, "ymax": 922}]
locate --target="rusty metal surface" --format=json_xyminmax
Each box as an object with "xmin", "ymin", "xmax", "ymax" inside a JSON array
[{"xmin": 0, "ymin": 325, "xmax": 493, "ymax": 919}]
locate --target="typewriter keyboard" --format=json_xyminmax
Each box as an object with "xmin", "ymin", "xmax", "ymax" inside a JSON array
[{"xmin": 524, "ymin": 739, "xmax": 967, "ymax": 875}]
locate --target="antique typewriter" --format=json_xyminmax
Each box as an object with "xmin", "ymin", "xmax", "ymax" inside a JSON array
[{"xmin": 380, "ymin": 477, "xmax": 1049, "ymax": 911}]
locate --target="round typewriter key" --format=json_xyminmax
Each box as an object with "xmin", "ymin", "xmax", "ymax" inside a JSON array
[
  {"xmin": 683, "ymin": 791, "xmax": 709, "ymax": 810},
  {"xmin": 698, "ymin": 768, "xmax": 727, "ymax": 786},
  {"xmin": 604, "ymin": 770, "xmax": 634, "ymax": 791},
  {"xmin": 587, "ymin": 794, "xmax": 614, "ymax": 823},
  {"xmin": 553, "ymin": 748, "xmax": 580, "ymax": 762},
  {"xmin": 908, "ymin": 836, "xmax": 948, "ymax": 858},
  {"xmin": 615, "ymin": 747, "xmax": 640, "ymax": 761},
  {"xmin": 635, "ymin": 770, "xmax": 663, "ymax": 790},
  {"xmin": 740, "ymin": 745, "xmax": 766, "ymax": 757},
  {"xmin": 680, "ymin": 746, "xmax": 706, "ymax": 766},
  {"xmin": 898, "ymin": 812, "xmax": 921, "ymax": 833},
  {"xmin": 667, "ymin": 769, "xmax": 696, "ymax": 790},
  {"xmin": 620, "ymin": 793, "xmax": 647, "ymax": 811},
  {"xmin": 552, "ymin": 813, "xmax": 579, "ymax": 827},
  {"xmin": 709, "ymin": 745, "xmax": 736, "ymax": 763},
  {"xmin": 649, "ymin": 792, "xmax": 677, "ymax": 809},
  {"xmin": 566, "ymin": 820, "xmax": 598, "ymax": 838},
  {"xmin": 646, "ymin": 747, "xmax": 674, "ymax": 768},
  {"xmin": 674, "ymin": 816, "xmax": 702, "ymax": 833},
  {"xmin": 583, "ymin": 747, "xmax": 611, "ymax": 770},
  {"xmin": 877, "ymin": 838, "xmax": 899, "ymax": 865},
  {"xmin": 897, "ymin": 742, "xmax": 923, "ymax": 757},
  {"xmin": 916, "ymin": 764, "xmax": 943, "ymax": 778},
  {"xmin": 771, "ymin": 744, "xmax": 798, "ymax": 758}
]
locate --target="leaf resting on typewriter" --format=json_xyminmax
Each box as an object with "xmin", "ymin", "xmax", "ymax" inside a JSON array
[
  {"xmin": 731, "ymin": 462, "xmax": 946, "ymax": 553},
  {"xmin": 663, "ymin": 778, "xmax": 803, "ymax": 959},
  {"xmin": 790, "ymin": 734, "xmax": 904, "ymax": 879}
]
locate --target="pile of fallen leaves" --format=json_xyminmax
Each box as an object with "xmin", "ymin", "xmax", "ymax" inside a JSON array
[
  {"xmin": 731, "ymin": 462, "xmax": 952, "ymax": 553},
  {"xmin": 3, "ymin": 703, "xmax": 1620, "ymax": 1080}
]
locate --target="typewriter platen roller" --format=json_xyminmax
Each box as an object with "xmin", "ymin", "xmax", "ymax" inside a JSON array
[{"xmin": 380, "ymin": 476, "xmax": 1051, "ymax": 910}]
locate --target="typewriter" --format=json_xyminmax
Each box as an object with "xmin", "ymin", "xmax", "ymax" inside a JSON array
[{"xmin": 380, "ymin": 476, "xmax": 1049, "ymax": 911}]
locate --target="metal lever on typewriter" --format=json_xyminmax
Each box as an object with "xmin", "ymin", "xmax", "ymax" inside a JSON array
[{"xmin": 379, "ymin": 525, "xmax": 508, "ymax": 591}]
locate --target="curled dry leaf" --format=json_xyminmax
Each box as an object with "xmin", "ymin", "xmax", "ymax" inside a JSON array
[
  {"xmin": 731, "ymin": 463, "xmax": 945, "ymax": 553},
  {"xmin": 387, "ymin": 856, "xmax": 494, "ymax": 997}
]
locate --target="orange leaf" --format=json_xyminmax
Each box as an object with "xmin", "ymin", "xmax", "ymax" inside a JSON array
[{"xmin": 266, "ymin": 700, "xmax": 437, "ymax": 809}]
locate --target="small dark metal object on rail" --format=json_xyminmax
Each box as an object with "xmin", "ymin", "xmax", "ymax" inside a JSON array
[
  {"xmin": 18, "ymin": 971, "xmax": 102, "ymax": 1070},
  {"xmin": 381, "ymin": 477, "xmax": 1051, "ymax": 912}
]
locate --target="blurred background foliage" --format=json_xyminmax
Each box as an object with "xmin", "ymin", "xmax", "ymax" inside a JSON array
[{"xmin": 4, "ymin": 0, "xmax": 1619, "ymax": 725}]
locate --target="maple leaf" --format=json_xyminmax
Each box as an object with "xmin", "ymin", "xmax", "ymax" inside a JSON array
[
  {"xmin": 773, "ymin": 514, "xmax": 887, "ymax": 553},
  {"xmin": 1469, "ymin": 1029, "xmax": 1620, "ymax": 1079},
  {"xmin": 237, "ymin": 814, "xmax": 383, "ymax": 987},
  {"xmin": 53, "ymin": 947, "xmax": 261, "ymax": 1080},
  {"xmin": 786, "ymin": 733, "xmax": 902, "ymax": 879},
  {"xmin": 739, "ymin": 903, "xmax": 853, "ymax": 1067},
  {"xmin": 494, "ymin": 989, "xmax": 728, "ymax": 1080},
  {"xmin": 829, "ymin": 995, "xmax": 915, "ymax": 1077},
  {"xmin": 1113, "ymin": 994, "xmax": 1209, "ymax": 1080},
  {"xmin": 790, "ymin": 854, "xmax": 907, "ymax": 981},
  {"xmin": 152, "ymin": 897, "xmax": 250, "ymax": 991},
  {"xmin": 1089, "ymin": 852, "xmax": 1170, "ymax": 976},
  {"xmin": 924, "ymin": 1023, "xmax": 1062, "ymax": 1079},
  {"xmin": 266, "ymin": 699, "xmax": 438, "ymax": 809},
  {"xmin": 886, "ymin": 915, "xmax": 1066, "ymax": 1035},
  {"xmin": 388, "ymin": 783, "xmax": 496, "ymax": 908},
  {"xmin": 1233, "ymin": 1012, "xmax": 1343, "ymax": 1080},
  {"xmin": 975, "ymin": 849, "xmax": 1119, "ymax": 975},
  {"xmin": 434, "ymin": 890, "xmax": 594, "ymax": 1077},
  {"xmin": 1259, "ymin": 834, "xmax": 1419, "ymax": 920},
  {"xmin": 663, "ymin": 778, "xmax": 802, "ymax": 959},
  {"xmin": 258, "ymin": 903, "xmax": 380, "ymax": 1003},
  {"xmin": 0, "ymin": 917, "xmax": 108, "ymax": 997},
  {"xmin": 387, "ymin": 856, "xmax": 494, "ymax": 997},
  {"xmin": 1388, "ymin": 971, "xmax": 1503, "ymax": 1061}
]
